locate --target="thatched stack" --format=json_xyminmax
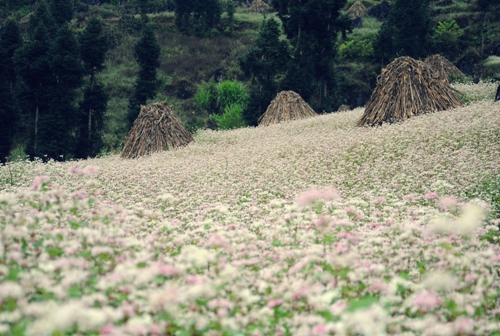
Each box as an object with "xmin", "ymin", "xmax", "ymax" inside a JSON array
[
  {"xmin": 347, "ymin": 1, "xmax": 368, "ymax": 19},
  {"xmin": 249, "ymin": 0, "xmax": 271, "ymax": 12},
  {"xmin": 357, "ymin": 56, "xmax": 463, "ymax": 126},
  {"xmin": 259, "ymin": 91, "xmax": 318, "ymax": 127},
  {"xmin": 337, "ymin": 104, "xmax": 351, "ymax": 112},
  {"xmin": 424, "ymin": 54, "xmax": 466, "ymax": 83},
  {"xmin": 121, "ymin": 102, "xmax": 193, "ymax": 159}
]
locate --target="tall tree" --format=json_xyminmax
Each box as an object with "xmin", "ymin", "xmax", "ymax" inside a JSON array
[
  {"xmin": 41, "ymin": 24, "xmax": 84, "ymax": 160},
  {"xmin": 374, "ymin": 0, "xmax": 432, "ymax": 64},
  {"xmin": 239, "ymin": 18, "xmax": 290, "ymax": 125},
  {"xmin": 14, "ymin": 15, "xmax": 54, "ymax": 158},
  {"xmin": 127, "ymin": 24, "xmax": 161, "ymax": 129},
  {"xmin": 174, "ymin": 0, "xmax": 222, "ymax": 37},
  {"xmin": 0, "ymin": 20, "xmax": 22, "ymax": 162},
  {"xmin": 77, "ymin": 17, "xmax": 109, "ymax": 158},
  {"xmin": 272, "ymin": 0, "xmax": 351, "ymax": 109}
]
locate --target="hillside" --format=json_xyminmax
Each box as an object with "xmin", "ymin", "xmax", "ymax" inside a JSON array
[
  {"xmin": 0, "ymin": 82, "xmax": 499, "ymax": 335},
  {"xmin": 1, "ymin": 0, "xmax": 500, "ymax": 155}
]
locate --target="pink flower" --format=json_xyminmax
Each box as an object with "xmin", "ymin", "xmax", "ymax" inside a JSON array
[
  {"xmin": 425, "ymin": 192, "xmax": 438, "ymax": 199},
  {"xmin": 267, "ymin": 299, "xmax": 284, "ymax": 308},
  {"xmin": 453, "ymin": 316, "xmax": 474, "ymax": 334},
  {"xmin": 312, "ymin": 324, "xmax": 327, "ymax": 334},
  {"xmin": 297, "ymin": 187, "xmax": 339, "ymax": 207},
  {"xmin": 100, "ymin": 324, "xmax": 114, "ymax": 335},
  {"xmin": 32, "ymin": 175, "xmax": 50, "ymax": 190},
  {"xmin": 412, "ymin": 290, "xmax": 441, "ymax": 312}
]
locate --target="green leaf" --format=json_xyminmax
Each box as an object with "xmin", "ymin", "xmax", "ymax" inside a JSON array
[{"xmin": 346, "ymin": 295, "xmax": 379, "ymax": 312}]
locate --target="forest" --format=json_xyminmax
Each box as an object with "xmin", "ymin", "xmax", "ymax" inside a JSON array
[{"xmin": 0, "ymin": 0, "xmax": 499, "ymax": 161}]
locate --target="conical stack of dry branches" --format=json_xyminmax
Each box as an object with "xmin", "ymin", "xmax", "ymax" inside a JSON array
[
  {"xmin": 121, "ymin": 102, "xmax": 193, "ymax": 159},
  {"xmin": 424, "ymin": 54, "xmax": 466, "ymax": 83},
  {"xmin": 347, "ymin": 1, "xmax": 368, "ymax": 19},
  {"xmin": 259, "ymin": 91, "xmax": 318, "ymax": 127},
  {"xmin": 357, "ymin": 56, "xmax": 463, "ymax": 126},
  {"xmin": 249, "ymin": 0, "xmax": 271, "ymax": 13}
]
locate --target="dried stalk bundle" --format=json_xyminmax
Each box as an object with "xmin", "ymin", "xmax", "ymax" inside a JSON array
[
  {"xmin": 424, "ymin": 54, "xmax": 466, "ymax": 83},
  {"xmin": 249, "ymin": 0, "xmax": 271, "ymax": 13},
  {"xmin": 347, "ymin": 1, "xmax": 368, "ymax": 19},
  {"xmin": 259, "ymin": 91, "xmax": 318, "ymax": 127},
  {"xmin": 357, "ymin": 56, "xmax": 463, "ymax": 126},
  {"xmin": 121, "ymin": 102, "xmax": 194, "ymax": 159}
]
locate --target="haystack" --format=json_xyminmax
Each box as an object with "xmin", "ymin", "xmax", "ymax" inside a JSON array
[
  {"xmin": 121, "ymin": 102, "xmax": 193, "ymax": 159},
  {"xmin": 249, "ymin": 0, "xmax": 271, "ymax": 13},
  {"xmin": 347, "ymin": 1, "xmax": 368, "ymax": 19},
  {"xmin": 259, "ymin": 91, "xmax": 318, "ymax": 127},
  {"xmin": 424, "ymin": 54, "xmax": 466, "ymax": 83},
  {"xmin": 357, "ymin": 56, "xmax": 463, "ymax": 126}
]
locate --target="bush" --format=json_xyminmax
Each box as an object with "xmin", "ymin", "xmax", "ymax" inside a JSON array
[
  {"xmin": 194, "ymin": 80, "xmax": 216, "ymax": 112},
  {"xmin": 210, "ymin": 103, "xmax": 247, "ymax": 130},
  {"xmin": 216, "ymin": 80, "xmax": 249, "ymax": 111}
]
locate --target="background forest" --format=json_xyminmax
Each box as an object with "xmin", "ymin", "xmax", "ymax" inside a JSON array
[{"xmin": 0, "ymin": 0, "xmax": 499, "ymax": 161}]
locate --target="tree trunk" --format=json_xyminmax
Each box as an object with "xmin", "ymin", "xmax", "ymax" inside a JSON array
[
  {"xmin": 34, "ymin": 105, "xmax": 39, "ymax": 152},
  {"xmin": 88, "ymin": 73, "xmax": 95, "ymax": 141}
]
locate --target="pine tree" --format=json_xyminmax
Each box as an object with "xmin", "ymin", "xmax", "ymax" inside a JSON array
[
  {"xmin": 14, "ymin": 21, "xmax": 54, "ymax": 158},
  {"xmin": 49, "ymin": 0, "xmax": 74, "ymax": 26},
  {"xmin": 77, "ymin": 80, "xmax": 108, "ymax": 158},
  {"xmin": 174, "ymin": 0, "xmax": 222, "ymax": 37},
  {"xmin": 77, "ymin": 17, "xmax": 109, "ymax": 158},
  {"xmin": 0, "ymin": 20, "xmax": 22, "ymax": 162},
  {"xmin": 127, "ymin": 24, "xmax": 161, "ymax": 129},
  {"xmin": 374, "ymin": 0, "xmax": 432, "ymax": 63},
  {"xmin": 272, "ymin": 0, "xmax": 351, "ymax": 110},
  {"xmin": 42, "ymin": 24, "xmax": 84, "ymax": 160},
  {"xmin": 239, "ymin": 18, "xmax": 290, "ymax": 125}
]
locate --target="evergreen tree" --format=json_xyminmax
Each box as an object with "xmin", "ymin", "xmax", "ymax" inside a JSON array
[
  {"xmin": 49, "ymin": 0, "xmax": 74, "ymax": 26},
  {"xmin": 14, "ymin": 21, "xmax": 54, "ymax": 158},
  {"xmin": 174, "ymin": 0, "xmax": 222, "ymax": 37},
  {"xmin": 77, "ymin": 17, "xmax": 109, "ymax": 158},
  {"xmin": 127, "ymin": 24, "xmax": 161, "ymax": 129},
  {"xmin": 374, "ymin": 0, "xmax": 432, "ymax": 63},
  {"xmin": 0, "ymin": 20, "xmax": 22, "ymax": 162},
  {"xmin": 41, "ymin": 24, "xmax": 84, "ymax": 160},
  {"xmin": 27, "ymin": 0, "xmax": 57, "ymax": 38},
  {"xmin": 77, "ymin": 80, "xmax": 108, "ymax": 158},
  {"xmin": 239, "ymin": 18, "xmax": 290, "ymax": 125},
  {"xmin": 272, "ymin": 0, "xmax": 351, "ymax": 109}
]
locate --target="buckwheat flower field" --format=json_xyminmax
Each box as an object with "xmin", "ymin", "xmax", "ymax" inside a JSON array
[{"xmin": 1, "ymin": 83, "xmax": 500, "ymax": 336}]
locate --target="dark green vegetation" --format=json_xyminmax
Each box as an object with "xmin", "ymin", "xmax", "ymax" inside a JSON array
[{"xmin": 0, "ymin": 0, "xmax": 499, "ymax": 159}]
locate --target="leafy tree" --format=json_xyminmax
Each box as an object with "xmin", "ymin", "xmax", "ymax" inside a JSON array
[
  {"xmin": 127, "ymin": 24, "xmax": 161, "ymax": 129},
  {"xmin": 272, "ymin": 0, "xmax": 351, "ymax": 110},
  {"xmin": 239, "ymin": 18, "xmax": 290, "ymax": 125},
  {"xmin": 374, "ymin": 0, "xmax": 432, "ymax": 63},
  {"xmin": 174, "ymin": 0, "xmax": 222, "ymax": 37},
  {"xmin": 77, "ymin": 18, "xmax": 109, "ymax": 158}
]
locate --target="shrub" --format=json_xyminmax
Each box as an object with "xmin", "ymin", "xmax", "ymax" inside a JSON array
[
  {"xmin": 210, "ymin": 103, "xmax": 247, "ymax": 130},
  {"xmin": 194, "ymin": 81, "xmax": 216, "ymax": 112},
  {"xmin": 216, "ymin": 80, "xmax": 249, "ymax": 111}
]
